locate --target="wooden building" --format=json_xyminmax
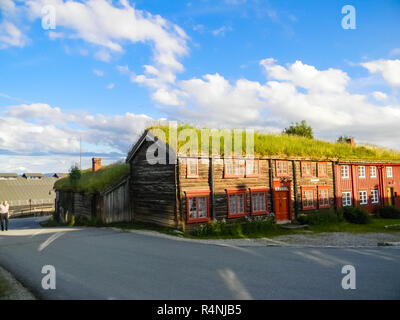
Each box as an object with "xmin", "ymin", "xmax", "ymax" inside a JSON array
[{"xmin": 55, "ymin": 130, "xmax": 400, "ymax": 230}]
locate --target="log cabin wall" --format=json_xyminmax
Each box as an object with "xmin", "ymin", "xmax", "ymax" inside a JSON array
[
  {"xmin": 55, "ymin": 190, "xmax": 95, "ymax": 222},
  {"xmin": 129, "ymin": 139, "xmax": 178, "ymax": 228},
  {"xmin": 293, "ymin": 160, "xmax": 335, "ymax": 214},
  {"xmin": 179, "ymin": 157, "xmax": 272, "ymax": 231}
]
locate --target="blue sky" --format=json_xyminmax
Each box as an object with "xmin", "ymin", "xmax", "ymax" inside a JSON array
[{"xmin": 0, "ymin": 0, "xmax": 400, "ymax": 173}]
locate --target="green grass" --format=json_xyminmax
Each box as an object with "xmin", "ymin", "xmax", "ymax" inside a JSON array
[
  {"xmin": 0, "ymin": 275, "xmax": 9, "ymax": 299},
  {"xmin": 306, "ymin": 218, "xmax": 400, "ymax": 234},
  {"xmin": 147, "ymin": 123, "xmax": 400, "ymax": 161},
  {"xmin": 54, "ymin": 162, "xmax": 129, "ymax": 194}
]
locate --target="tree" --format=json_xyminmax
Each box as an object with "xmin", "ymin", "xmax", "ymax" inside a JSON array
[
  {"xmin": 69, "ymin": 164, "xmax": 81, "ymax": 187},
  {"xmin": 283, "ymin": 120, "xmax": 314, "ymax": 139},
  {"xmin": 337, "ymin": 135, "xmax": 353, "ymax": 143}
]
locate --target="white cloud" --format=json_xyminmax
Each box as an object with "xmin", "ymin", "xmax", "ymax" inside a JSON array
[
  {"xmin": 362, "ymin": 59, "xmax": 400, "ymax": 88},
  {"xmin": 372, "ymin": 91, "xmax": 388, "ymax": 101},
  {"xmin": 260, "ymin": 58, "xmax": 350, "ymax": 93},
  {"xmin": 93, "ymin": 69, "xmax": 104, "ymax": 77},
  {"xmin": 389, "ymin": 48, "xmax": 400, "ymax": 57},
  {"xmin": 212, "ymin": 26, "xmax": 233, "ymax": 37},
  {"xmin": 1, "ymin": 102, "xmax": 156, "ymax": 155},
  {"xmin": 0, "ymin": 21, "xmax": 28, "ymax": 49},
  {"xmin": 94, "ymin": 49, "xmax": 111, "ymax": 62},
  {"xmin": 156, "ymin": 58, "xmax": 400, "ymax": 151},
  {"xmin": 26, "ymin": 0, "xmax": 189, "ymax": 96},
  {"xmin": 106, "ymin": 83, "xmax": 114, "ymax": 89}
]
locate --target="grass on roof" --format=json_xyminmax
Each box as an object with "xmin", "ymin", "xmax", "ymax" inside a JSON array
[
  {"xmin": 147, "ymin": 123, "xmax": 400, "ymax": 161},
  {"xmin": 54, "ymin": 162, "xmax": 129, "ymax": 194}
]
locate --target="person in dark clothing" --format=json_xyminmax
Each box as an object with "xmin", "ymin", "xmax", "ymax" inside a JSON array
[{"xmin": 0, "ymin": 201, "xmax": 9, "ymax": 231}]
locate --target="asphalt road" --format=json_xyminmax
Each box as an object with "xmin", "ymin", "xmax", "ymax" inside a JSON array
[{"xmin": 0, "ymin": 217, "xmax": 399, "ymax": 300}]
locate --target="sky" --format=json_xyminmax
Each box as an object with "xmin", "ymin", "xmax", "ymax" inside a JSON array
[{"xmin": 0, "ymin": 0, "xmax": 400, "ymax": 173}]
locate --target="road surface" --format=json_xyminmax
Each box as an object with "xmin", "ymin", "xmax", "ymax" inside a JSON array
[{"xmin": 0, "ymin": 217, "xmax": 399, "ymax": 300}]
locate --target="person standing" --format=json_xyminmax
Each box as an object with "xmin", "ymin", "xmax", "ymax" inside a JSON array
[{"xmin": 0, "ymin": 201, "xmax": 9, "ymax": 231}]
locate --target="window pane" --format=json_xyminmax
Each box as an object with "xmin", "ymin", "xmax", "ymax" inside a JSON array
[
  {"xmin": 252, "ymin": 193, "xmax": 258, "ymax": 212},
  {"xmin": 198, "ymin": 197, "xmax": 207, "ymax": 218},
  {"xmin": 259, "ymin": 192, "xmax": 266, "ymax": 211},
  {"xmin": 229, "ymin": 195, "xmax": 236, "ymax": 214},
  {"xmin": 237, "ymin": 194, "xmax": 244, "ymax": 213},
  {"xmin": 189, "ymin": 197, "xmax": 197, "ymax": 219}
]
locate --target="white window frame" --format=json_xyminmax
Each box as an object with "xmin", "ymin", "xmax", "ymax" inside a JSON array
[
  {"xmin": 370, "ymin": 166, "xmax": 377, "ymax": 178},
  {"xmin": 371, "ymin": 189, "xmax": 379, "ymax": 204},
  {"xmin": 358, "ymin": 166, "xmax": 366, "ymax": 179},
  {"xmin": 387, "ymin": 166, "xmax": 393, "ymax": 178},
  {"xmin": 341, "ymin": 165, "xmax": 350, "ymax": 179},
  {"xmin": 342, "ymin": 192, "xmax": 352, "ymax": 207},
  {"xmin": 359, "ymin": 190, "xmax": 368, "ymax": 205}
]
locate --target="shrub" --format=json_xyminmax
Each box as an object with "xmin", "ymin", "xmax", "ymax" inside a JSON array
[
  {"xmin": 296, "ymin": 209, "xmax": 342, "ymax": 225},
  {"xmin": 190, "ymin": 217, "xmax": 276, "ymax": 237},
  {"xmin": 342, "ymin": 206, "xmax": 371, "ymax": 224},
  {"xmin": 376, "ymin": 206, "xmax": 400, "ymax": 219}
]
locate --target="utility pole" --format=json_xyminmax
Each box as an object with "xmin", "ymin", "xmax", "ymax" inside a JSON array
[{"xmin": 80, "ymin": 136, "xmax": 82, "ymax": 170}]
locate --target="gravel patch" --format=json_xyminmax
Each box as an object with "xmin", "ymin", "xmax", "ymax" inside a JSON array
[
  {"xmin": 272, "ymin": 232, "xmax": 400, "ymax": 247},
  {"xmin": 0, "ymin": 267, "xmax": 36, "ymax": 300}
]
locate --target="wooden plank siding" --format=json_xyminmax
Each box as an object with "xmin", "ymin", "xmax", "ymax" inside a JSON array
[
  {"xmin": 129, "ymin": 139, "xmax": 178, "ymax": 228},
  {"xmin": 179, "ymin": 157, "xmax": 272, "ymax": 231},
  {"xmin": 101, "ymin": 177, "xmax": 133, "ymax": 223},
  {"xmin": 293, "ymin": 161, "xmax": 335, "ymax": 213}
]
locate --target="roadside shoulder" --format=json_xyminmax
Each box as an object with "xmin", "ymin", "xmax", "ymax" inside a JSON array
[{"xmin": 0, "ymin": 266, "xmax": 36, "ymax": 300}]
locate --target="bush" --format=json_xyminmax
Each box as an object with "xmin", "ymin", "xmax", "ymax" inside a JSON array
[
  {"xmin": 190, "ymin": 217, "xmax": 276, "ymax": 237},
  {"xmin": 296, "ymin": 209, "xmax": 343, "ymax": 225},
  {"xmin": 376, "ymin": 206, "xmax": 400, "ymax": 219},
  {"xmin": 342, "ymin": 206, "xmax": 371, "ymax": 224}
]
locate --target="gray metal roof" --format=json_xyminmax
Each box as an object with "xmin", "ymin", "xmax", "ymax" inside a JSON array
[{"xmin": 0, "ymin": 177, "xmax": 57, "ymax": 207}]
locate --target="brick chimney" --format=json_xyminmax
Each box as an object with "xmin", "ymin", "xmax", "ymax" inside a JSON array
[
  {"xmin": 346, "ymin": 138, "xmax": 355, "ymax": 147},
  {"xmin": 92, "ymin": 157, "xmax": 102, "ymax": 172}
]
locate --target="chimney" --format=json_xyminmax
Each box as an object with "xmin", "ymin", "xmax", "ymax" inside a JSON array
[
  {"xmin": 92, "ymin": 158, "xmax": 102, "ymax": 172},
  {"xmin": 346, "ymin": 138, "xmax": 355, "ymax": 147}
]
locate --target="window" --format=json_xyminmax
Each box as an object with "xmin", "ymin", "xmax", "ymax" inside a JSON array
[
  {"xmin": 250, "ymin": 188, "xmax": 268, "ymax": 215},
  {"xmin": 387, "ymin": 166, "xmax": 393, "ymax": 178},
  {"xmin": 371, "ymin": 189, "xmax": 379, "ymax": 204},
  {"xmin": 245, "ymin": 159, "xmax": 260, "ymax": 177},
  {"xmin": 317, "ymin": 162, "xmax": 328, "ymax": 177},
  {"xmin": 276, "ymin": 160, "xmax": 289, "ymax": 177},
  {"xmin": 342, "ymin": 192, "xmax": 352, "ymax": 207},
  {"xmin": 301, "ymin": 162, "xmax": 312, "ymax": 177},
  {"xmin": 358, "ymin": 166, "xmax": 366, "ymax": 178},
  {"xmin": 341, "ymin": 165, "xmax": 350, "ymax": 179},
  {"xmin": 224, "ymin": 159, "xmax": 245, "ymax": 178},
  {"xmin": 186, "ymin": 158, "xmax": 199, "ymax": 178},
  {"xmin": 301, "ymin": 186, "xmax": 316, "ymax": 210},
  {"xmin": 359, "ymin": 191, "xmax": 368, "ymax": 205},
  {"xmin": 370, "ymin": 166, "xmax": 377, "ymax": 178},
  {"xmin": 186, "ymin": 191, "xmax": 210, "ymax": 223},
  {"xmin": 318, "ymin": 186, "xmax": 330, "ymax": 208},
  {"xmin": 227, "ymin": 189, "xmax": 247, "ymax": 218}
]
